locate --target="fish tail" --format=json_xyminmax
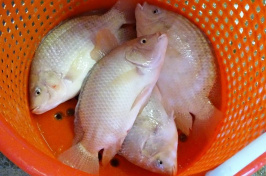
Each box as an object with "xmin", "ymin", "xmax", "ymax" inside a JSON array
[
  {"xmin": 195, "ymin": 99, "xmax": 217, "ymax": 120},
  {"xmin": 58, "ymin": 142, "xmax": 99, "ymax": 175},
  {"xmin": 112, "ymin": 0, "xmax": 136, "ymax": 25},
  {"xmin": 117, "ymin": 24, "xmax": 137, "ymax": 44}
]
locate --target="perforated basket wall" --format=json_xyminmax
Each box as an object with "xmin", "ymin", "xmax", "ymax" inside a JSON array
[{"xmin": 0, "ymin": 0, "xmax": 265, "ymax": 175}]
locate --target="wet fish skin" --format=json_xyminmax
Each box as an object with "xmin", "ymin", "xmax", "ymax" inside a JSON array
[
  {"xmin": 29, "ymin": 0, "xmax": 135, "ymax": 114},
  {"xmin": 119, "ymin": 86, "xmax": 178, "ymax": 175},
  {"xmin": 135, "ymin": 2, "xmax": 218, "ymax": 135},
  {"xmin": 58, "ymin": 32, "xmax": 168, "ymax": 175}
]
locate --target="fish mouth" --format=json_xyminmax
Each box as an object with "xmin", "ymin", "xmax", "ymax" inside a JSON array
[
  {"xmin": 31, "ymin": 106, "xmax": 45, "ymax": 114},
  {"xmin": 31, "ymin": 106, "xmax": 40, "ymax": 113}
]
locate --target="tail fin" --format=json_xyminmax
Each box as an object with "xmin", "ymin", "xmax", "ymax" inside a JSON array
[
  {"xmin": 112, "ymin": 0, "xmax": 136, "ymax": 24},
  {"xmin": 116, "ymin": 24, "xmax": 137, "ymax": 44},
  {"xmin": 58, "ymin": 143, "xmax": 99, "ymax": 175}
]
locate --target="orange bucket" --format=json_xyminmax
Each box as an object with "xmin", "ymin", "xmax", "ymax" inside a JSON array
[{"xmin": 0, "ymin": 0, "xmax": 265, "ymax": 175}]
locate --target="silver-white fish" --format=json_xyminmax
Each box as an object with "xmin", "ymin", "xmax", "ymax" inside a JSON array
[
  {"xmin": 135, "ymin": 2, "xmax": 218, "ymax": 135},
  {"xmin": 119, "ymin": 86, "xmax": 178, "ymax": 175},
  {"xmin": 58, "ymin": 33, "xmax": 168, "ymax": 175},
  {"xmin": 29, "ymin": 0, "xmax": 135, "ymax": 114}
]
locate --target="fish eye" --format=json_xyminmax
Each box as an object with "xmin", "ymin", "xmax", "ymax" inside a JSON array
[
  {"xmin": 155, "ymin": 159, "xmax": 164, "ymax": 169},
  {"xmin": 153, "ymin": 9, "xmax": 160, "ymax": 14},
  {"xmin": 158, "ymin": 160, "xmax": 163, "ymax": 165},
  {"xmin": 35, "ymin": 87, "xmax": 41, "ymax": 96},
  {"xmin": 140, "ymin": 38, "xmax": 147, "ymax": 44},
  {"xmin": 156, "ymin": 159, "xmax": 164, "ymax": 168}
]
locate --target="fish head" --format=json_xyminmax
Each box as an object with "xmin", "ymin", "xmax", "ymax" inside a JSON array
[
  {"xmin": 135, "ymin": 2, "xmax": 173, "ymax": 36},
  {"xmin": 148, "ymin": 149, "xmax": 177, "ymax": 176},
  {"xmin": 29, "ymin": 71, "xmax": 66, "ymax": 114},
  {"xmin": 144, "ymin": 115, "xmax": 178, "ymax": 175},
  {"xmin": 125, "ymin": 33, "xmax": 168, "ymax": 73}
]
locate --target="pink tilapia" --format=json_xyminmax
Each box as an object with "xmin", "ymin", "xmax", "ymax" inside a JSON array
[
  {"xmin": 29, "ymin": 0, "xmax": 135, "ymax": 114},
  {"xmin": 119, "ymin": 86, "xmax": 178, "ymax": 175},
  {"xmin": 58, "ymin": 33, "xmax": 168, "ymax": 174},
  {"xmin": 135, "ymin": 2, "xmax": 219, "ymax": 135}
]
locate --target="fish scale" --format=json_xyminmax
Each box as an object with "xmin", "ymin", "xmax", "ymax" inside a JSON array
[
  {"xmin": 58, "ymin": 33, "xmax": 168, "ymax": 175},
  {"xmin": 135, "ymin": 2, "xmax": 220, "ymax": 135},
  {"xmin": 29, "ymin": 0, "xmax": 135, "ymax": 114},
  {"xmin": 119, "ymin": 87, "xmax": 178, "ymax": 175}
]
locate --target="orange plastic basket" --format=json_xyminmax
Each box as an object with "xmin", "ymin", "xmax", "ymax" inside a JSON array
[{"xmin": 0, "ymin": 0, "xmax": 265, "ymax": 175}]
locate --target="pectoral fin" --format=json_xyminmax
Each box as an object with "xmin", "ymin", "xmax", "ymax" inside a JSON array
[
  {"xmin": 131, "ymin": 85, "xmax": 153, "ymax": 111},
  {"xmin": 64, "ymin": 46, "xmax": 94, "ymax": 82},
  {"xmin": 91, "ymin": 29, "xmax": 119, "ymax": 61}
]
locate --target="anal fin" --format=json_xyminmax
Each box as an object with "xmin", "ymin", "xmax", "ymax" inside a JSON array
[
  {"xmin": 101, "ymin": 137, "xmax": 125, "ymax": 166},
  {"xmin": 174, "ymin": 112, "xmax": 193, "ymax": 136}
]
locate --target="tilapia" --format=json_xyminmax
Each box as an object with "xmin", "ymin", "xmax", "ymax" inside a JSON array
[
  {"xmin": 29, "ymin": 0, "xmax": 135, "ymax": 114},
  {"xmin": 135, "ymin": 2, "xmax": 219, "ymax": 135},
  {"xmin": 119, "ymin": 86, "xmax": 178, "ymax": 175},
  {"xmin": 58, "ymin": 33, "xmax": 168, "ymax": 174}
]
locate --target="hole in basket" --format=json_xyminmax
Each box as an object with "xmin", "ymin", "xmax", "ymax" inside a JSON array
[
  {"xmin": 110, "ymin": 158, "xmax": 119, "ymax": 167},
  {"xmin": 11, "ymin": 1, "xmax": 15, "ymax": 7},
  {"xmin": 66, "ymin": 108, "xmax": 75, "ymax": 116},
  {"xmin": 256, "ymin": 6, "xmax": 261, "ymax": 13},
  {"xmin": 250, "ymin": 13, "xmax": 254, "ymax": 20},
  {"xmin": 6, "ymin": 10, "xmax": 10, "ymax": 16},
  {"xmin": 2, "ymin": 20, "xmax": 6, "ymax": 26},
  {"xmin": 54, "ymin": 112, "xmax": 63, "ymax": 120},
  {"xmin": 179, "ymin": 133, "xmax": 188, "ymax": 142},
  {"xmin": 245, "ymin": 20, "xmax": 248, "ymax": 27},
  {"xmin": 2, "ymin": 2, "xmax": 6, "ymax": 9},
  {"xmin": 261, "ymin": 17, "xmax": 265, "ymax": 23}
]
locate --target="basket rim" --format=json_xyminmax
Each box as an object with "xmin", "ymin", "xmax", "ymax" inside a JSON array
[{"xmin": 0, "ymin": 114, "xmax": 87, "ymax": 176}]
